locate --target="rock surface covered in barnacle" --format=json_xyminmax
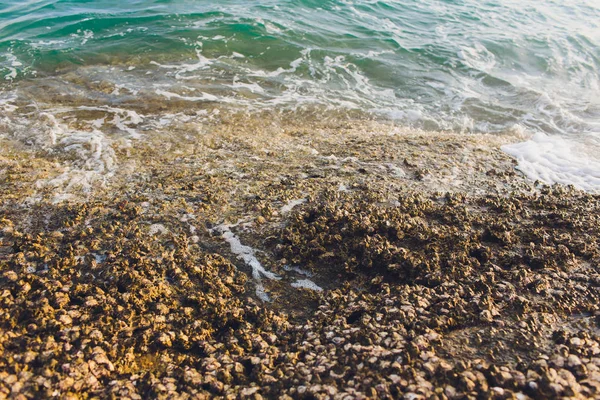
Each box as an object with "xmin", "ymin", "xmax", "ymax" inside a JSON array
[{"xmin": 1, "ymin": 115, "xmax": 599, "ymax": 399}]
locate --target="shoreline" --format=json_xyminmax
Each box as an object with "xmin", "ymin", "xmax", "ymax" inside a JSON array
[{"xmin": 1, "ymin": 116, "xmax": 599, "ymax": 398}]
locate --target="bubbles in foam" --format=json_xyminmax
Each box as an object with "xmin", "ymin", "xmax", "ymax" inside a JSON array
[
  {"xmin": 0, "ymin": 98, "xmax": 124, "ymax": 202},
  {"xmin": 502, "ymin": 132, "xmax": 600, "ymax": 193},
  {"xmin": 40, "ymin": 126, "xmax": 118, "ymax": 201},
  {"xmin": 2, "ymin": 52, "xmax": 23, "ymax": 81}
]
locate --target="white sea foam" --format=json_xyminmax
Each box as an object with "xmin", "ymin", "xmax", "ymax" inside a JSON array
[
  {"xmin": 458, "ymin": 42, "xmax": 496, "ymax": 73},
  {"xmin": 264, "ymin": 21, "xmax": 282, "ymax": 34},
  {"xmin": 91, "ymin": 117, "xmax": 105, "ymax": 128},
  {"xmin": 232, "ymin": 76, "xmax": 264, "ymax": 93},
  {"xmin": 502, "ymin": 132, "xmax": 600, "ymax": 193},
  {"xmin": 283, "ymin": 265, "xmax": 314, "ymax": 277},
  {"xmin": 0, "ymin": 110, "xmax": 119, "ymax": 202},
  {"xmin": 150, "ymin": 48, "xmax": 213, "ymax": 79},
  {"xmin": 114, "ymin": 47, "xmax": 421, "ymax": 122},
  {"xmin": 71, "ymin": 29, "xmax": 94, "ymax": 45},
  {"xmin": 213, "ymin": 224, "xmax": 280, "ymax": 302},
  {"xmin": 3, "ymin": 52, "xmax": 23, "ymax": 81},
  {"xmin": 155, "ymin": 89, "xmax": 218, "ymax": 102},
  {"xmin": 75, "ymin": 106, "xmax": 143, "ymax": 138},
  {"xmin": 42, "ymin": 129, "xmax": 117, "ymax": 201},
  {"xmin": 280, "ymin": 198, "xmax": 307, "ymax": 214},
  {"xmin": 291, "ymin": 279, "xmax": 323, "ymax": 292},
  {"xmin": 5, "ymin": 68, "xmax": 17, "ymax": 80},
  {"xmin": 30, "ymin": 39, "xmax": 66, "ymax": 49}
]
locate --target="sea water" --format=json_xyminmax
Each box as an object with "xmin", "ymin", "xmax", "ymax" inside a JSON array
[{"xmin": 1, "ymin": 0, "xmax": 599, "ymax": 192}]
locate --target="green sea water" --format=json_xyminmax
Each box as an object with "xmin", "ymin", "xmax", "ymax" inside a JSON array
[{"xmin": 1, "ymin": 0, "xmax": 600, "ymax": 190}]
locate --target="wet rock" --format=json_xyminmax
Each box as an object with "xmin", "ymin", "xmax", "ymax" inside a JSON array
[{"xmin": 2, "ymin": 131, "xmax": 600, "ymax": 399}]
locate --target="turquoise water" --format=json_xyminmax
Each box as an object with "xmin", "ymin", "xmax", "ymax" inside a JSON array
[
  {"xmin": 1, "ymin": 0, "xmax": 600, "ymax": 189},
  {"xmin": 1, "ymin": 0, "xmax": 599, "ymax": 132}
]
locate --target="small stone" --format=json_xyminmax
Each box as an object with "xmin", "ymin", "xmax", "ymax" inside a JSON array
[
  {"xmin": 444, "ymin": 385, "xmax": 457, "ymax": 398},
  {"xmin": 480, "ymin": 310, "xmax": 493, "ymax": 322},
  {"xmin": 250, "ymin": 357, "xmax": 261, "ymax": 365},
  {"xmin": 157, "ymin": 333, "xmax": 172, "ymax": 347},
  {"xmin": 241, "ymin": 387, "xmax": 260, "ymax": 397},
  {"xmin": 568, "ymin": 355, "xmax": 582, "ymax": 368},
  {"xmin": 3, "ymin": 271, "xmax": 17, "ymax": 282},
  {"xmin": 570, "ymin": 337, "xmax": 582, "ymax": 347},
  {"xmin": 423, "ymin": 362, "xmax": 436, "ymax": 375}
]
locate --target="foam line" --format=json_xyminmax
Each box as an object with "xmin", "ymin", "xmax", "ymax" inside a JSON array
[
  {"xmin": 291, "ymin": 279, "xmax": 323, "ymax": 292},
  {"xmin": 214, "ymin": 224, "xmax": 280, "ymax": 301},
  {"xmin": 502, "ymin": 132, "xmax": 600, "ymax": 193}
]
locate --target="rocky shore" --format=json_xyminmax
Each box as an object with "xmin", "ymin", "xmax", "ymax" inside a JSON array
[{"xmin": 1, "ymin": 114, "xmax": 599, "ymax": 399}]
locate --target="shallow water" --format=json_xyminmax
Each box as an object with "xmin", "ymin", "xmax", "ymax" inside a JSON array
[{"xmin": 1, "ymin": 0, "xmax": 599, "ymax": 192}]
